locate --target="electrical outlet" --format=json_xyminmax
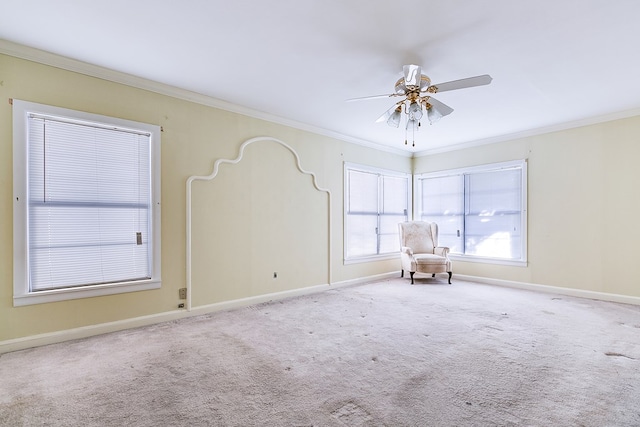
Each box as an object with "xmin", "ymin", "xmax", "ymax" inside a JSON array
[{"xmin": 179, "ymin": 288, "xmax": 187, "ymax": 299}]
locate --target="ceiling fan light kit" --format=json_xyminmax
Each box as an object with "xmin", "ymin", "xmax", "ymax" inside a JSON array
[
  {"xmin": 387, "ymin": 107, "xmax": 402, "ymax": 128},
  {"xmin": 350, "ymin": 64, "xmax": 492, "ymax": 147}
]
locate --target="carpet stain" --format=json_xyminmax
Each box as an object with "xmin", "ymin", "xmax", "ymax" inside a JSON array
[
  {"xmin": 618, "ymin": 322, "xmax": 640, "ymax": 329},
  {"xmin": 331, "ymin": 401, "xmax": 374, "ymax": 426},
  {"xmin": 605, "ymin": 352, "xmax": 636, "ymax": 360}
]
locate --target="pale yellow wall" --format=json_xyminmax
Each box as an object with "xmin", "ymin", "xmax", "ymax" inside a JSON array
[
  {"xmin": 190, "ymin": 139, "xmax": 330, "ymax": 304},
  {"xmin": 414, "ymin": 116, "xmax": 640, "ymax": 297},
  {"xmin": 0, "ymin": 53, "xmax": 410, "ymax": 342},
  {"xmin": 6, "ymin": 49, "xmax": 637, "ymax": 344}
]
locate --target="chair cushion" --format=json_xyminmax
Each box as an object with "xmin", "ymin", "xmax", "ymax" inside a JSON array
[
  {"xmin": 399, "ymin": 222, "xmax": 436, "ymax": 253},
  {"xmin": 413, "ymin": 253, "xmax": 448, "ymax": 266}
]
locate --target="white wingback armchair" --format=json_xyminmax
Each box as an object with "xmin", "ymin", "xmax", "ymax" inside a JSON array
[{"xmin": 398, "ymin": 221, "xmax": 452, "ymax": 284}]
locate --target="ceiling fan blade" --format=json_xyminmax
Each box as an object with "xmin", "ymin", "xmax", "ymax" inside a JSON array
[
  {"xmin": 346, "ymin": 93, "xmax": 399, "ymax": 102},
  {"xmin": 427, "ymin": 74, "xmax": 492, "ymax": 93},
  {"xmin": 427, "ymin": 97, "xmax": 454, "ymax": 117}
]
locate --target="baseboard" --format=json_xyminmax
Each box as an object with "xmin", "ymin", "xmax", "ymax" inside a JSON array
[
  {"xmin": 330, "ymin": 271, "xmax": 400, "ymax": 288},
  {"xmin": 0, "ymin": 272, "xmax": 399, "ymax": 354},
  {"xmin": 187, "ymin": 283, "xmax": 332, "ymax": 316},
  {"xmin": 8, "ymin": 271, "xmax": 632, "ymax": 354},
  {"xmin": 456, "ymin": 274, "xmax": 640, "ymax": 306},
  {"xmin": 0, "ymin": 309, "xmax": 190, "ymax": 355}
]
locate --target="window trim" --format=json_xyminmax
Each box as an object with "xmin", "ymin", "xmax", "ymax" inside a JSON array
[
  {"xmin": 414, "ymin": 160, "xmax": 527, "ymax": 266},
  {"xmin": 343, "ymin": 162, "xmax": 411, "ymax": 264},
  {"xmin": 12, "ymin": 100, "xmax": 162, "ymax": 306}
]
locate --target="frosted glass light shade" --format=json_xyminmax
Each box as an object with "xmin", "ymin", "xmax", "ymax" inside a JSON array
[
  {"xmin": 427, "ymin": 106, "xmax": 443, "ymax": 124},
  {"xmin": 387, "ymin": 109, "xmax": 402, "ymax": 128},
  {"xmin": 408, "ymin": 101, "xmax": 423, "ymax": 120}
]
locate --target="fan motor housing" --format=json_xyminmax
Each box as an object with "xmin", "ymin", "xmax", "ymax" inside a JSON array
[{"xmin": 395, "ymin": 75, "xmax": 431, "ymax": 94}]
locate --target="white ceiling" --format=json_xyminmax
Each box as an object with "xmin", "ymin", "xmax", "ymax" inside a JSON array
[{"xmin": 2, "ymin": 0, "xmax": 640, "ymax": 154}]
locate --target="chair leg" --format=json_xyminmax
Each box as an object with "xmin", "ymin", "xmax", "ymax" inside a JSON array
[
  {"xmin": 448, "ymin": 272, "xmax": 452, "ymax": 285},
  {"xmin": 400, "ymin": 269, "xmax": 404, "ymax": 278},
  {"xmin": 410, "ymin": 272, "xmax": 415, "ymax": 284}
]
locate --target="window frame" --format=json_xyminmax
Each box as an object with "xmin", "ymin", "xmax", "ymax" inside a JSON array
[
  {"xmin": 343, "ymin": 162, "xmax": 411, "ymax": 264},
  {"xmin": 12, "ymin": 100, "xmax": 162, "ymax": 306},
  {"xmin": 414, "ymin": 160, "xmax": 527, "ymax": 266}
]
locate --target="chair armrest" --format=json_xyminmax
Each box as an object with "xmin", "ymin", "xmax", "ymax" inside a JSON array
[
  {"xmin": 400, "ymin": 246, "xmax": 416, "ymax": 271},
  {"xmin": 434, "ymin": 246, "xmax": 450, "ymax": 257}
]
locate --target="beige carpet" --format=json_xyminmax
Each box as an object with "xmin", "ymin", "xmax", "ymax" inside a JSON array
[{"xmin": 1, "ymin": 278, "xmax": 639, "ymax": 426}]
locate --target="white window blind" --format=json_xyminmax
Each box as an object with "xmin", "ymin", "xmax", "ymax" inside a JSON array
[
  {"xmin": 420, "ymin": 174, "xmax": 464, "ymax": 253},
  {"xmin": 27, "ymin": 115, "xmax": 152, "ymax": 291},
  {"xmin": 380, "ymin": 175, "xmax": 409, "ymax": 253},
  {"xmin": 416, "ymin": 160, "xmax": 526, "ymax": 263},
  {"xmin": 344, "ymin": 164, "xmax": 410, "ymax": 261},
  {"xmin": 465, "ymin": 168, "xmax": 523, "ymax": 259},
  {"xmin": 346, "ymin": 169, "xmax": 379, "ymax": 258}
]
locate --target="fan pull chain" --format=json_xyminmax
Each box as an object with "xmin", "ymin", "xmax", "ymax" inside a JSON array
[
  {"xmin": 412, "ymin": 123, "xmax": 416, "ymax": 147},
  {"xmin": 405, "ymin": 125, "xmax": 408, "ymax": 145},
  {"xmin": 405, "ymin": 121, "xmax": 417, "ymax": 147}
]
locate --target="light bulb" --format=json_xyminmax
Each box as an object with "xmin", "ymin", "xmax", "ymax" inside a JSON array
[{"xmin": 408, "ymin": 101, "xmax": 423, "ymax": 120}]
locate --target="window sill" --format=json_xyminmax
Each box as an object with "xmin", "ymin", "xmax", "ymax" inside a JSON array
[
  {"xmin": 13, "ymin": 279, "xmax": 161, "ymax": 307},
  {"xmin": 449, "ymin": 254, "xmax": 527, "ymax": 267},
  {"xmin": 344, "ymin": 253, "xmax": 400, "ymax": 265}
]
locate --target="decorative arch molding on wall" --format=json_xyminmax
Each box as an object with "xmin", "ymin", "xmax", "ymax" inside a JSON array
[{"xmin": 186, "ymin": 136, "xmax": 333, "ymax": 311}]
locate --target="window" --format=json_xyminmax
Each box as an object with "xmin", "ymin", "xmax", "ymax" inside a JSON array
[
  {"xmin": 13, "ymin": 100, "xmax": 161, "ymax": 306},
  {"xmin": 344, "ymin": 163, "xmax": 411, "ymax": 262},
  {"xmin": 415, "ymin": 160, "xmax": 527, "ymax": 265}
]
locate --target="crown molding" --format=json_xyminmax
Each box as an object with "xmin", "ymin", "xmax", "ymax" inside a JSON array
[
  {"xmin": 4, "ymin": 38, "xmax": 639, "ymax": 160},
  {"xmin": 0, "ymin": 39, "xmax": 411, "ymax": 158},
  {"xmin": 413, "ymin": 107, "xmax": 640, "ymax": 157}
]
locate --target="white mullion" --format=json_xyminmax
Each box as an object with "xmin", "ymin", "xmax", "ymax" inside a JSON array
[{"xmin": 376, "ymin": 173, "xmax": 383, "ymax": 255}]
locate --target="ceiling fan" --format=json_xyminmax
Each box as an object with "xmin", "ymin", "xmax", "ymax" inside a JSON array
[{"xmin": 348, "ymin": 64, "xmax": 492, "ymax": 146}]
